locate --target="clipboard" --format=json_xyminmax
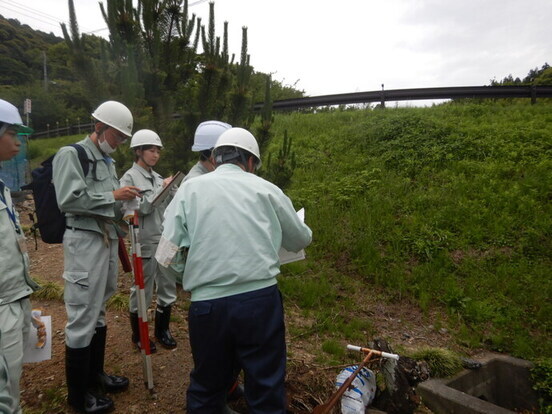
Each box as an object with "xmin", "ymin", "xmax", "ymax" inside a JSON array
[{"xmin": 152, "ymin": 171, "xmax": 184, "ymax": 207}]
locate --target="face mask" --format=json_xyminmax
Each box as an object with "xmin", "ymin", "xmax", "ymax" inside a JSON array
[{"xmin": 98, "ymin": 136, "xmax": 116, "ymax": 154}]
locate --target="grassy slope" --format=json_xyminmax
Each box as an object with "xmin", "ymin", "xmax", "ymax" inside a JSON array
[{"xmin": 269, "ymin": 101, "xmax": 551, "ymax": 360}]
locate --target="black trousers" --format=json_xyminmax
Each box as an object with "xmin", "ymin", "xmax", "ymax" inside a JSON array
[{"xmin": 186, "ymin": 284, "xmax": 286, "ymax": 414}]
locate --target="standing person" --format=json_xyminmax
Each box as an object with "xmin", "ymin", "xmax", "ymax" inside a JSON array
[
  {"xmin": 120, "ymin": 129, "xmax": 177, "ymax": 352},
  {"xmin": 0, "ymin": 98, "xmax": 39, "ymax": 414},
  {"xmin": 157, "ymin": 127, "xmax": 312, "ymax": 413},
  {"xmin": 184, "ymin": 120, "xmax": 231, "ymax": 182},
  {"xmin": 53, "ymin": 101, "xmax": 140, "ymax": 414},
  {"xmin": 180, "ymin": 119, "xmax": 245, "ymax": 409}
]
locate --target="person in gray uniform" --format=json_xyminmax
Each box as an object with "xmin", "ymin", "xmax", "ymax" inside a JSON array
[
  {"xmin": 53, "ymin": 100, "xmax": 141, "ymax": 414},
  {"xmin": 184, "ymin": 120, "xmax": 231, "ymax": 182},
  {"xmin": 0, "ymin": 98, "xmax": 39, "ymax": 414},
  {"xmin": 120, "ymin": 129, "xmax": 177, "ymax": 351}
]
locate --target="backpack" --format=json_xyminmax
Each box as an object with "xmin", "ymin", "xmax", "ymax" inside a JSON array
[{"xmin": 23, "ymin": 144, "xmax": 96, "ymax": 244}]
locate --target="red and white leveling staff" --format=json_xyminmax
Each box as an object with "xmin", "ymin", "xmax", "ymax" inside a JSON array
[
  {"xmin": 312, "ymin": 344, "xmax": 399, "ymax": 414},
  {"xmin": 128, "ymin": 210, "xmax": 154, "ymax": 390}
]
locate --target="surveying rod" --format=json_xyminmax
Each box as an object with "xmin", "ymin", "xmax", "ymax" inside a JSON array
[{"xmin": 128, "ymin": 210, "xmax": 154, "ymax": 390}]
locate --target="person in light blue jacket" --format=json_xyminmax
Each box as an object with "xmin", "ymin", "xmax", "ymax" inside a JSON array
[
  {"xmin": 53, "ymin": 101, "xmax": 141, "ymax": 414},
  {"xmin": 0, "ymin": 98, "xmax": 39, "ymax": 414},
  {"xmin": 157, "ymin": 127, "xmax": 312, "ymax": 413},
  {"xmin": 120, "ymin": 129, "xmax": 177, "ymax": 351}
]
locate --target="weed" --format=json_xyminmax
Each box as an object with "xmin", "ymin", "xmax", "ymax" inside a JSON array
[
  {"xmin": 321, "ymin": 339, "xmax": 345, "ymax": 358},
  {"xmin": 408, "ymin": 347, "xmax": 463, "ymax": 378},
  {"xmin": 31, "ymin": 280, "xmax": 63, "ymax": 301},
  {"xmin": 531, "ymin": 357, "xmax": 552, "ymax": 414},
  {"xmin": 23, "ymin": 385, "xmax": 66, "ymax": 414},
  {"xmin": 106, "ymin": 293, "xmax": 129, "ymax": 312}
]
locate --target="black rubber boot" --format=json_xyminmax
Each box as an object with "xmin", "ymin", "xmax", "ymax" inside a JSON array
[
  {"xmin": 90, "ymin": 326, "xmax": 129, "ymax": 393},
  {"xmin": 65, "ymin": 345, "xmax": 114, "ymax": 414},
  {"xmin": 129, "ymin": 312, "xmax": 156, "ymax": 353},
  {"xmin": 155, "ymin": 305, "xmax": 177, "ymax": 349}
]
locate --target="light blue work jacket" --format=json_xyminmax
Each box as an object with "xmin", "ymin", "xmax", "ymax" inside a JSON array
[{"xmin": 161, "ymin": 163, "xmax": 312, "ymax": 301}]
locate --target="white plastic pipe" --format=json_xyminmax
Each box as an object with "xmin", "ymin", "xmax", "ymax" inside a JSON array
[{"xmin": 347, "ymin": 344, "xmax": 400, "ymax": 360}]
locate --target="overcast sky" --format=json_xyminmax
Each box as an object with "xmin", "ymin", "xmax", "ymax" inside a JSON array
[{"xmin": 2, "ymin": 0, "xmax": 551, "ymax": 98}]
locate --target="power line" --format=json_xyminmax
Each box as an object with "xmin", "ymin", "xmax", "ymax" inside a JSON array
[
  {"xmin": 0, "ymin": 3, "xmax": 61, "ymax": 29},
  {"xmin": 1, "ymin": 0, "xmax": 209, "ymax": 37},
  {"xmin": 3, "ymin": 0, "xmax": 63, "ymax": 24},
  {"xmin": 0, "ymin": 0, "xmax": 94, "ymax": 33}
]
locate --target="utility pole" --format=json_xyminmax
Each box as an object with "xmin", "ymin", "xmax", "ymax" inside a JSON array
[{"xmin": 43, "ymin": 51, "xmax": 48, "ymax": 92}]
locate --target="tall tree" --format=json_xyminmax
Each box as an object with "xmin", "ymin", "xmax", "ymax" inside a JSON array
[{"xmin": 60, "ymin": 0, "xmax": 108, "ymax": 100}]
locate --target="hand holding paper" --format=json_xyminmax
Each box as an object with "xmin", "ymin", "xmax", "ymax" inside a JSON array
[{"xmin": 278, "ymin": 208, "xmax": 307, "ymax": 265}]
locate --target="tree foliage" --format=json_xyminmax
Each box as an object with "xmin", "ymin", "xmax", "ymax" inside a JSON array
[
  {"xmin": 490, "ymin": 63, "xmax": 551, "ymax": 85},
  {"xmin": 0, "ymin": 5, "xmax": 303, "ymax": 176}
]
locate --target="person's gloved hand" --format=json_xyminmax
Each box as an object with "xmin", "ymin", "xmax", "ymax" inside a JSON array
[
  {"xmin": 122, "ymin": 196, "xmax": 141, "ymax": 220},
  {"xmin": 31, "ymin": 309, "xmax": 46, "ymax": 349}
]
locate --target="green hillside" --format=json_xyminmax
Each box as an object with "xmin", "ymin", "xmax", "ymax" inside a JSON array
[{"xmin": 268, "ymin": 101, "xmax": 551, "ymax": 359}]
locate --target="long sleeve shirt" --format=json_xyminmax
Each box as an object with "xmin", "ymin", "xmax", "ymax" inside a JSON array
[
  {"xmin": 52, "ymin": 136, "xmax": 122, "ymax": 239},
  {"xmin": 0, "ymin": 179, "xmax": 38, "ymax": 305},
  {"xmin": 120, "ymin": 162, "xmax": 172, "ymax": 257},
  {"xmin": 183, "ymin": 161, "xmax": 209, "ymax": 183},
  {"xmin": 159, "ymin": 163, "xmax": 312, "ymax": 301}
]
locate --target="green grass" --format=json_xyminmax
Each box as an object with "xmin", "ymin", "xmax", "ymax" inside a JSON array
[
  {"xmin": 31, "ymin": 279, "xmax": 63, "ymax": 301},
  {"xmin": 266, "ymin": 101, "xmax": 552, "ymax": 360},
  {"xmin": 22, "ymin": 385, "xmax": 66, "ymax": 414},
  {"xmin": 27, "ymin": 134, "xmax": 82, "ymax": 168},
  {"xmin": 106, "ymin": 293, "xmax": 129, "ymax": 312},
  {"xmin": 408, "ymin": 347, "xmax": 464, "ymax": 378}
]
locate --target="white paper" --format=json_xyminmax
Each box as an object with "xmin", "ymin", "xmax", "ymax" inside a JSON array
[
  {"xmin": 155, "ymin": 236, "xmax": 179, "ymax": 268},
  {"xmin": 23, "ymin": 316, "xmax": 52, "ymax": 363},
  {"xmin": 278, "ymin": 208, "xmax": 306, "ymax": 265}
]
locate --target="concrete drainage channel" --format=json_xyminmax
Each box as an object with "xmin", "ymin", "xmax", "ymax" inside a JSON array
[{"xmin": 417, "ymin": 353, "xmax": 539, "ymax": 413}]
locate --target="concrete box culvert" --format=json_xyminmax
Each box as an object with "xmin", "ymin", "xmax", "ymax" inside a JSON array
[{"xmin": 416, "ymin": 353, "xmax": 539, "ymax": 414}]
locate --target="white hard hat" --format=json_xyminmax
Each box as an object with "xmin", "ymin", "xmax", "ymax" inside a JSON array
[
  {"xmin": 0, "ymin": 99, "xmax": 33, "ymax": 133},
  {"xmin": 192, "ymin": 120, "xmax": 231, "ymax": 151},
  {"xmin": 214, "ymin": 127, "xmax": 261, "ymax": 168},
  {"xmin": 130, "ymin": 129, "xmax": 163, "ymax": 148},
  {"xmin": 92, "ymin": 100, "xmax": 133, "ymax": 137}
]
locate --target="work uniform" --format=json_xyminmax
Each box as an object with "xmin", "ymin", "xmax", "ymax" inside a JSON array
[
  {"xmin": 162, "ymin": 160, "xmax": 210, "ymax": 278},
  {"xmin": 183, "ymin": 161, "xmax": 209, "ymax": 182},
  {"xmin": 0, "ymin": 178, "xmax": 39, "ymax": 413},
  {"xmin": 52, "ymin": 136, "xmax": 122, "ymax": 348},
  {"xmin": 0, "ymin": 331, "xmax": 14, "ymax": 413},
  {"xmin": 120, "ymin": 163, "xmax": 176, "ymax": 312},
  {"xmin": 158, "ymin": 163, "xmax": 312, "ymax": 413}
]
